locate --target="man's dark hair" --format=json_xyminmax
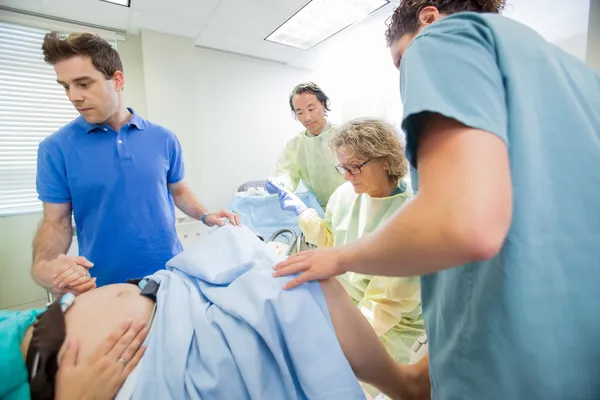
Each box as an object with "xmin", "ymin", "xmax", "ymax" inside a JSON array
[
  {"xmin": 385, "ymin": 0, "xmax": 506, "ymax": 46},
  {"xmin": 42, "ymin": 31, "xmax": 123, "ymax": 79},
  {"xmin": 288, "ymin": 82, "xmax": 331, "ymax": 113}
]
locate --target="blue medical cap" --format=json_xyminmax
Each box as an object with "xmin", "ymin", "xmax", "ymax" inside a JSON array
[{"xmin": 0, "ymin": 308, "xmax": 46, "ymax": 400}]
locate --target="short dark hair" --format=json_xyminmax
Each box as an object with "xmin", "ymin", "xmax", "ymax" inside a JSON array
[
  {"xmin": 42, "ymin": 31, "xmax": 123, "ymax": 79},
  {"xmin": 288, "ymin": 82, "xmax": 331, "ymax": 113},
  {"xmin": 384, "ymin": 0, "xmax": 506, "ymax": 46}
]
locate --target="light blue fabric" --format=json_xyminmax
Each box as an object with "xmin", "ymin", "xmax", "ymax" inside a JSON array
[
  {"xmin": 400, "ymin": 12, "xmax": 600, "ymax": 400},
  {"xmin": 228, "ymin": 191, "xmax": 324, "ymax": 240},
  {"xmin": 133, "ymin": 225, "xmax": 364, "ymax": 400},
  {"xmin": 0, "ymin": 308, "xmax": 46, "ymax": 400}
]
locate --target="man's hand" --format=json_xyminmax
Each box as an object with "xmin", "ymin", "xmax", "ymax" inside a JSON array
[
  {"xmin": 273, "ymin": 248, "xmax": 345, "ymax": 289},
  {"xmin": 41, "ymin": 254, "xmax": 96, "ymax": 295},
  {"xmin": 205, "ymin": 210, "xmax": 240, "ymax": 227},
  {"xmin": 55, "ymin": 319, "xmax": 148, "ymax": 400}
]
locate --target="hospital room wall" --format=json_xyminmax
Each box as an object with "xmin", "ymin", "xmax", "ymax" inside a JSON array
[
  {"xmin": 139, "ymin": 29, "xmax": 318, "ymax": 211},
  {"xmin": 587, "ymin": 0, "xmax": 600, "ymax": 71},
  {"xmin": 0, "ymin": 29, "xmax": 316, "ymax": 309},
  {"xmin": 0, "ymin": 34, "xmax": 148, "ymax": 310}
]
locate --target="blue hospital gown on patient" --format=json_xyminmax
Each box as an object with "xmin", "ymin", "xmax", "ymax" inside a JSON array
[
  {"xmin": 400, "ymin": 13, "xmax": 600, "ymax": 400},
  {"xmin": 130, "ymin": 225, "xmax": 364, "ymax": 400}
]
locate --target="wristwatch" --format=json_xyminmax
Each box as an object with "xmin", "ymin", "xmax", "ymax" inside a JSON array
[{"xmin": 201, "ymin": 213, "xmax": 213, "ymax": 227}]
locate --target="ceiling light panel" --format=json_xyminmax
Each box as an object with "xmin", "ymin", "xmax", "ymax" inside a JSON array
[
  {"xmin": 266, "ymin": 0, "xmax": 389, "ymax": 50},
  {"xmin": 101, "ymin": 0, "xmax": 131, "ymax": 7}
]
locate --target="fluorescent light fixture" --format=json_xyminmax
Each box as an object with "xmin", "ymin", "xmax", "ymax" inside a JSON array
[
  {"xmin": 266, "ymin": 0, "xmax": 389, "ymax": 50},
  {"xmin": 100, "ymin": 0, "xmax": 131, "ymax": 7}
]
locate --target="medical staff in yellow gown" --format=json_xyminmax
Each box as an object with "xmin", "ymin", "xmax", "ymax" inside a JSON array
[
  {"xmin": 299, "ymin": 181, "xmax": 424, "ymax": 364},
  {"xmin": 275, "ymin": 123, "xmax": 345, "ymax": 208},
  {"xmin": 267, "ymin": 118, "xmax": 424, "ymax": 370},
  {"xmin": 269, "ymin": 82, "xmax": 345, "ymax": 208}
]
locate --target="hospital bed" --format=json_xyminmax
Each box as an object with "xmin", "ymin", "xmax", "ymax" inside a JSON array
[
  {"xmin": 227, "ymin": 179, "xmax": 325, "ymax": 256},
  {"xmin": 44, "ymin": 182, "xmax": 319, "ymax": 305}
]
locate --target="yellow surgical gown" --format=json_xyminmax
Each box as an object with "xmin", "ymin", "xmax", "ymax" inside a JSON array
[
  {"xmin": 299, "ymin": 181, "xmax": 424, "ymax": 364},
  {"xmin": 274, "ymin": 123, "xmax": 346, "ymax": 208}
]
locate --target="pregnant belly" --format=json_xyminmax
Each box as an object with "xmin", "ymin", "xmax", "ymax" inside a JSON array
[
  {"xmin": 22, "ymin": 283, "xmax": 155, "ymax": 363},
  {"xmin": 64, "ymin": 284, "xmax": 155, "ymax": 362}
]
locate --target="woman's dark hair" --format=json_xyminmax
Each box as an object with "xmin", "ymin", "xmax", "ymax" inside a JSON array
[
  {"xmin": 384, "ymin": 0, "xmax": 506, "ymax": 46},
  {"xmin": 288, "ymin": 82, "xmax": 331, "ymax": 114}
]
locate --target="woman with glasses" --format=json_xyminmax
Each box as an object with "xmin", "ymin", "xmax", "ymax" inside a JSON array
[{"xmin": 266, "ymin": 118, "xmax": 424, "ymax": 388}]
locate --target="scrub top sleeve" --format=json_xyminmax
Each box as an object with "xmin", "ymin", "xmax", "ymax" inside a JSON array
[
  {"xmin": 36, "ymin": 140, "xmax": 71, "ymax": 203},
  {"xmin": 167, "ymin": 134, "xmax": 185, "ymax": 184},
  {"xmin": 400, "ymin": 23, "xmax": 508, "ymax": 169}
]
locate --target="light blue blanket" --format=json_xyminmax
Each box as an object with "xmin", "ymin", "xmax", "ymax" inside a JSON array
[
  {"xmin": 132, "ymin": 225, "xmax": 364, "ymax": 400},
  {"xmin": 227, "ymin": 192, "xmax": 324, "ymax": 241}
]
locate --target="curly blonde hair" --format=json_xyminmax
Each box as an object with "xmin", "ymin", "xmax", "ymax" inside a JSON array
[{"xmin": 331, "ymin": 118, "xmax": 409, "ymax": 184}]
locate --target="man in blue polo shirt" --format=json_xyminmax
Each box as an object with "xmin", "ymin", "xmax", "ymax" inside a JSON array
[{"xmin": 32, "ymin": 31, "xmax": 239, "ymax": 293}]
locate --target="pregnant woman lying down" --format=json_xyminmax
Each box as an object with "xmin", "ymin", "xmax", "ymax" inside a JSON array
[{"xmin": 2, "ymin": 226, "xmax": 429, "ymax": 400}]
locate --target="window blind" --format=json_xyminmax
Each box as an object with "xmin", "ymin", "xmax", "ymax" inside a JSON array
[{"xmin": 0, "ymin": 21, "xmax": 115, "ymax": 216}]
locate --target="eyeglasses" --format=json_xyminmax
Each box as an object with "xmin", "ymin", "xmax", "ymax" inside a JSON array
[{"xmin": 335, "ymin": 159, "xmax": 371, "ymax": 175}]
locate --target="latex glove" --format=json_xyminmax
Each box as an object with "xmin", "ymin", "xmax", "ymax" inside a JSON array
[
  {"xmin": 265, "ymin": 177, "xmax": 285, "ymax": 195},
  {"xmin": 279, "ymin": 190, "xmax": 308, "ymax": 216},
  {"xmin": 266, "ymin": 177, "xmax": 307, "ymax": 215}
]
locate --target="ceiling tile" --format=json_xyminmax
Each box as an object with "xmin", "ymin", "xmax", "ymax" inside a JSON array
[
  {"xmin": 130, "ymin": 0, "xmax": 221, "ymax": 26},
  {"xmin": 0, "ymin": 0, "xmax": 45, "ymax": 12},
  {"xmin": 195, "ymin": 27, "xmax": 258, "ymax": 54},
  {"xmin": 206, "ymin": 0, "xmax": 291, "ymax": 39},
  {"xmin": 3, "ymin": 0, "xmax": 131, "ymax": 31},
  {"xmin": 249, "ymin": 39, "xmax": 304, "ymax": 63},
  {"xmin": 251, "ymin": 0, "xmax": 308, "ymax": 13},
  {"xmin": 129, "ymin": 9, "xmax": 202, "ymax": 38}
]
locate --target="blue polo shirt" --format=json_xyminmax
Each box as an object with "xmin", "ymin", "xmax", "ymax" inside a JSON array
[
  {"xmin": 401, "ymin": 13, "xmax": 600, "ymax": 399},
  {"xmin": 36, "ymin": 108, "xmax": 184, "ymax": 286}
]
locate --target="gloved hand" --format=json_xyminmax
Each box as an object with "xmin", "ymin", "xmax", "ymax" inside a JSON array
[
  {"xmin": 265, "ymin": 177, "xmax": 285, "ymax": 195},
  {"xmin": 265, "ymin": 177, "xmax": 308, "ymax": 216}
]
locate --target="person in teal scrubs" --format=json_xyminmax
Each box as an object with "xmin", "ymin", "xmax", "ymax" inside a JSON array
[{"xmin": 274, "ymin": 1, "xmax": 600, "ymax": 398}]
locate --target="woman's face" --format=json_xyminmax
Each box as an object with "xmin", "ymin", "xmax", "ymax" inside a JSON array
[{"xmin": 336, "ymin": 146, "xmax": 391, "ymax": 197}]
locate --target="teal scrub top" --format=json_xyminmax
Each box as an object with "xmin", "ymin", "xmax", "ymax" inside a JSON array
[{"xmin": 400, "ymin": 12, "xmax": 600, "ymax": 399}]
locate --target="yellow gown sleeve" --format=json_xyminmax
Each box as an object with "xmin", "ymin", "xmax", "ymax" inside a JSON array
[
  {"xmin": 274, "ymin": 137, "xmax": 301, "ymax": 192},
  {"xmin": 357, "ymin": 276, "xmax": 421, "ymax": 337},
  {"xmin": 298, "ymin": 208, "xmax": 334, "ymax": 248},
  {"xmin": 297, "ymin": 185, "xmax": 340, "ymax": 248}
]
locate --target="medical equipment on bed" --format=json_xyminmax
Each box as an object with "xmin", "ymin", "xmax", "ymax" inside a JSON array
[
  {"xmin": 228, "ymin": 180, "xmax": 324, "ymax": 255},
  {"xmin": 265, "ymin": 228, "xmax": 297, "ymax": 256}
]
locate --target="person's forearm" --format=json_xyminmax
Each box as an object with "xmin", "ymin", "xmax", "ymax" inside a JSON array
[
  {"xmin": 414, "ymin": 353, "xmax": 429, "ymax": 374},
  {"xmin": 32, "ymin": 219, "xmax": 72, "ymax": 287},
  {"xmin": 339, "ymin": 193, "xmax": 495, "ymax": 277},
  {"xmin": 173, "ymin": 189, "xmax": 208, "ymax": 220}
]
